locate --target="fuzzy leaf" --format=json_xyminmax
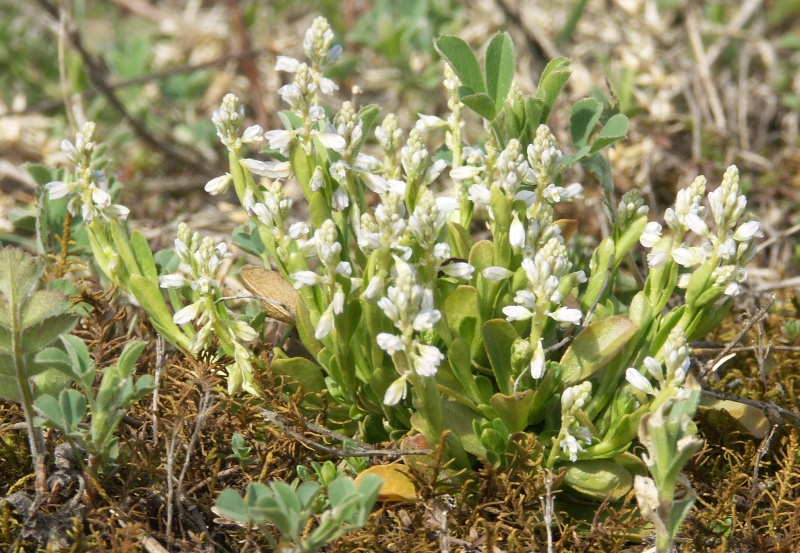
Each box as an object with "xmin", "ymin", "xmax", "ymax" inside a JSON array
[
  {"xmin": 0, "ymin": 247, "xmax": 43, "ymax": 307},
  {"xmin": 214, "ymin": 488, "xmax": 250, "ymax": 523},
  {"xmin": 559, "ymin": 316, "xmax": 638, "ymax": 387},
  {"xmin": 22, "ymin": 315, "xmax": 77, "ymax": 353},
  {"xmin": 434, "ymin": 35, "xmax": 485, "ymax": 94},
  {"xmin": 20, "ymin": 290, "xmax": 72, "ymax": 330},
  {"xmin": 485, "ymin": 32, "xmax": 515, "ymax": 111}
]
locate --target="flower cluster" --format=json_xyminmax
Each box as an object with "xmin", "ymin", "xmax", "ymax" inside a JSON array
[
  {"xmin": 377, "ymin": 259, "xmax": 444, "ymax": 406},
  {"xmin": 626, "ymin": 327, "xmax": 690, "ymax": 399},
  {"xmin": 46, "ymin": 122, "xmax": 129, "ymax": 223},
  {"xmin": 556, "ymin": 381, "xmax": 594, "ymax": 462},
  {"xmin": 640, "ymin": 166, "xmax": 761, "ymax": 296},
  {"xmin": 160, "ymin": 223, "xmax": 258, "ymax": 395}
]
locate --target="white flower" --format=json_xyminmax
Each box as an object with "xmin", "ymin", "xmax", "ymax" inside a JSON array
[
  {"xmin": 383, "ymin": 374, "xmax": 408, "ymax": 406},
  {"xmin": 290, "ymin": 270, "xmax": 324, "ymax": 288},
  {"xmin": 241, "ymin": 125, "xmax": 264, "ymax": 144},
  {"xmin": 733, "ymin": 220, "xmax": 762, "ymax": 241},
  {"xmin": 412, "ymin": 308, "xmax": 441, "ymax": 332},
  {"xmin": 560, "ymin": 434, "xmax": 585, "ymax": 462},
  {"xmin": 315, "ymin": 305, "xmax": 336, "ymax": 340},
  {"xmin": 626, "ymin": 368, "xmax": 656, "ymax": 396},
  {"xmin": 439, "ymin": 262, "xmax": 474, "ymax": 279},
  {"xmin": 364, "ymin": 276, "xmax": 383, "ymax": 299},
  {"xmin": 530, "ymin": 341, "xmax": 546, "ymax": 379},
  {"xmin": 639, "ymin": 222, "xmax": 662, "ymax": 248},
  {"xmin": 450, "ymin": 165, "xmax": 483, "ymax": 181},
  {"xmin": 275, "ymin": 55, "xmax": 300, "ymax": 72},
  {"xmin": 377, "ymin": 333, "xmax": 405, "ymax": 355},
  {"xmin": 415, "ymin": 114, "xmax": 447, "ymax": 131},
  {"xmin": 684, "ymin": 213, "xmax": 710, "ymax": 236},
  {"xmin": 173, "ymin": 301, "xmax": 202, "ymax": 325},
  {"xmin": 159, "ymin": 274, "xmax": 188, "ymax": 288},
  {"xmin": 548, "ymin": 306, "xmax": 582, "ymax": 324},
  {"xmin": 45, "ymin": 181, "xmax": 75, "ymax": 199},
  {"xmin": 467, "ymin": 184, "xmax": 491, "ymax": 204},
  {"xmin": 205, "ymin": 174, "xmax": 232, "ymax": 195},
  {"xmin": 264, "ymin": 129, "xmax": 295, "ymax": 153},
  {"xmin": 509, "ymin": 212, "xmax": 526, "ymax": 250},
  {"xmin": 647, "ymin": 251, "xmax": 669, "ymax": 268},
  {"xmin": 482, "ymin": 266, "xmax": 514, "ymax": 281},
  {"xmin": 315, "ymin": 131, "xmax": 347, "ymax": 153},
  {"xmin": 91, "ymin": 186, "xmax": 111, "ymax": 208},
  {"xmin": 230, "ymin": 320, "xmax": 258, "ymax": 342},
  {"xmin": 414, "ymin": 343, "xmax": 443, "ymax": 377},
  {"xmin": 672, "ymin": 247, "xmax": 705, "ymax": 267},
  {"xmin": 503, "ymin": 305, "xmax": 534, "ymax": 321}
]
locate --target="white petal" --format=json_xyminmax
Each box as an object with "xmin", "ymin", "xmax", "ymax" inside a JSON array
[
  {"xmin": 45, "ymin": 181, "xmax": 73, "ymax": 199},
  {"xmin": 548, "ymin": 306, "xmax": 582, "ymax": 324},
  {"xmin": 439, "ymin": 262, "xmax": 474, "ymax": 279},
  {"xmin": 159, "ymin": 274, "xmax": 188, "ymax": 288},
  {"xmin": 383, "ymin": 374, "xmax": 408, "ymax": 406},
  {"xmin": 275, "ymin": 56, "xmax": 300, "ymax": 72},
  {"xmin": 205, "ymin": 174, "xmax": 232, "ymax": 195},
  {"xmin": 503, "ymin": 305, "xmax": 533, "ymax": 321},
  {"xmin": 482, "ymin": 266, "xmax": 513, "ymax": 281},
  {"xmin": 733, "ymin": 221, "xmax": 762, "ymax": 241},
  {"xmin": 626, "ymin": 368, "xmax": 656, "ymax": 396},
  {"xmin": 450, "ymin": 165, "xmax": 483, "ymax": 181},
  {"xmin": 315, "ymin": 131, "xmax": 347, "ymax": 153},
  {"xmin": 173, "ymin": 301, "xmax": 202, "ymax": 325},
  {"xmin": 377, "ymin": 333, "xmax": 405, "ymax": 355},
  {"xmin": 315, "ymin": 306, "xmax": 335, "ymax": 340}
]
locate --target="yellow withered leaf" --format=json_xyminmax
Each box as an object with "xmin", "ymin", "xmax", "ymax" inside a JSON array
[
  {"xmin": 240, "ymin": 266, "xmax": 300, "ymax": 325},
  {"xmin": 354, "ymin": 464, "xmax": 419, "ymax": 502}
]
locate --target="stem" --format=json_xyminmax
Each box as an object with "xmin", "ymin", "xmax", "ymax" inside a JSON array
[{"xmin": 11, "ymin": 302, "xmax": 48, "ymax": 496}]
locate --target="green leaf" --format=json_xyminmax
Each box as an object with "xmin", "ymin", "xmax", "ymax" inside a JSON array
[
  {"xmin": 434, "ymin": 35, "xmax": 485, "ymax": 94},
  {"xmin": 489, "ymin": 390, "xmax": 534, "ymax": 433},
  {"xmin": 328, "ymin": 476, "xmax": 356, "ymax": 507},
  {"xmin": 559, "ymin": 316, "xmax": 638, "ymax": 387},
  {"xmin": 0, "ymin": 247, "xmax": 43, "ymax": 306},
  {"xmin": 117, "ymin": 341, "xmax": 146, "ymax": 379},
  {"xmin": 296, "ymin": 481, "xmax": 321, "ymax": 509},
  {"xmin": 22, "ymin": 314, "xmax": 78, "ymax": 353},
  {"xmin": 461, "ymin": 92, "xmax": 497, "ymax": 121},
  {"xmin": 20, "ymin": 290, "xmax": 72, "ymax": 330},
  {"xmin": 485, "ymin": 32, "xmax": 514, "ymax": 111},
  {"xmin": 447, "ymin": 337, "xmax": 482, "ymax": 404},
  {"xmin": 271, "ymin": 355, "xmax": 327, "ymax": 400},
  {"xmin": 581, "ymin": 152, "xmax": 615, "ymax": 205},
  {"xmin": 33, "ymin": 393, "xmax": 66, "ymax": 429},
  {"xmin": 130, "ymin": 231, "xmax": 159, "ymax": 282},
  {"xmin": 58, "ymin": 388, "xmax": 87, "ymax": 430},
  {"xmin": 214, "ymin": 488, "xmax": 249, "ymax": 523},
  {"xmin": 589, "ymin": 113, "xmax": 629, "ymax": 154},
  {"xmin": 444, "ymin": 286, "xmax": 478, "ymax": 343},
  {"xmin": 570, "ymin": 98, "xmax": 603, "ymax": 149},
  {"xmin": 563, "ymin": 460, "xmax": 633, "ymax": 501},
  {"xmin": 129, "ymin": 275, "xmax": 190, "ymax": 350},
  {"xmin": 535, "ymin": 58, "xmax": 571, "ymax": 123},
  {"xmin": 482, "ymin": 319, "xmax": 519, "ymax": 395}
]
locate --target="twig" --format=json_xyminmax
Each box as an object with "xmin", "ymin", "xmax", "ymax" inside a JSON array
[
  {"xmin": 704, "ymin": 0, "xmax": 764, "ymax": 67},
  {"xmin": 751, "ymin": 423, "xmax": 778, "ymax": 498},
  {"xmin": 699, "ymin": 295, "xmax": 774, "ymax": 380},
  {"xmin": 35, "ymin": 0, "xmax": 215, "ymax": 175},
  {"xmin": 701, "ymin": 388, "xmax": 800, "ymax": 424},
  {"xmin": 6, "ymin": 49, "xmax": 272, "ymax": 118},
  {"xmin": 152, "ymin": 335, "xmax": 165, "ymax": 444},
  {"xmin": 685, "ymin": 6, "xmax": 727, "ymax": 132},
  {"xmin": 259, "ymin": 408, "xmax": 433, "ymax": 457},
  {"xmin": 492, "ymin": 0, "xmax": 562, "ymax": 61},
  {"xmin": 227, "ymin": 0, "xmax": 268, "ymax": 128},
  {"xmin": 541, "ymin": 469, "xmax": 555, "ymax": 553}
]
